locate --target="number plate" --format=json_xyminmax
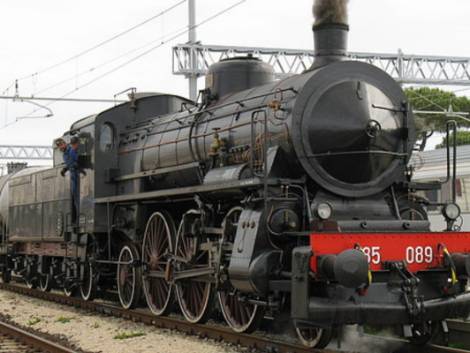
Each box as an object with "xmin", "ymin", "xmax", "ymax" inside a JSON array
[{"xmin": 310, "ymin": 232, "xmax": 470, "ymax": 272}]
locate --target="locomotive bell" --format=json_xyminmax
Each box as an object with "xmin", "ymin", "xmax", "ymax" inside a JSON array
[{"xmin": 333, "ymin": 249, "xmax": 370, "ymax": 289}]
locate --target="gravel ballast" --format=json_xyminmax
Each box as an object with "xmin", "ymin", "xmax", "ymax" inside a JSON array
[{"xmin": 0, "ymin": 290, "xmax": 243, "ymax": 353}]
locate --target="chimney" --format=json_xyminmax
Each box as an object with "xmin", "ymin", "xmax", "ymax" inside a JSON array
[
  {"xmin": 311, "ymin": 22, "xmax": 349, "ymax": 69},
  {"xmin": 310, "ymin": 0, "xmax": 349, "ymax": 69}
]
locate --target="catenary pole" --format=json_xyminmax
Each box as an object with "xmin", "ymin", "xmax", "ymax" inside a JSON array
[{"xmin": 188, "ymin": 0, "xmax": 198, "ymax": 101}]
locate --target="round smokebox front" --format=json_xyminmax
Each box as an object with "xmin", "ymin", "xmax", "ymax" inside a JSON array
[{"xmin": 292, "ymin": 61, "xmax": 415, "ymax": 198}]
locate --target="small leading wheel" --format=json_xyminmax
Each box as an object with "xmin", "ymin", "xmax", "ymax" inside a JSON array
[
  {"xmin": 80, "ymin": 261, "xmax": 96, "ymax": 301},
  {"xmin": 295, "ymin": 326, "xmax": 333, "ymax": 349},
  {"xmin": 175, "ymin": 211, "xmax": 214, "ymax": 324},
  {"xmin": 63, "ymin": 260, "xmax": 78, "ymax": 297},
  {"xmin": 117, "ymin": 245, "xmax": 142, "ymax": 309},
  {"xmin": 397, "ymin": 197, "xmax": 428, "ymax": 221},
  {"xmin": 25, "ymin": 259, "xmax": 38, "ymax": 289},
  {"xmin": 39, "ymin": 273, "xmax": 52, "ymax": 292},
  {"xmin": 38, "ymin": 258, "xmax": 52, "ymax": 292},
  {"xmin": 25, "ymin": 276, "xmax": 37, "ymax": 289},
  {"xmin": 217, "ymin": 207, "xmax": 264, "ymax": 333},
  {"xmin": 142, "ymin": 212, "xmax": 175, "ymax": 316},
  {"xmin": 63, "ymin": 286, "xmax": 75, "ymax": 297}
]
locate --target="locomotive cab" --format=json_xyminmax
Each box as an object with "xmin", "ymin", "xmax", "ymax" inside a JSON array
[{"xmin": 92, "ymin": 92, "xmax": 195, "ymax": 237}]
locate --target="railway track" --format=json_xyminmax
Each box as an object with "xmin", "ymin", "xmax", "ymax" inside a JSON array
[
  {"xmin": 362, "ymin": 335, "xmax": 470, "ymax": 353},
  {"xmin": 0, "ymin": 282, "xmax": 468, "ymax": 353},
  {"xmin": 0, "ymin": 282, "xmax": 337, "ymax": 353},
  {"xmin": 430, "ymin": 346, "xmax": 470, "ymax": 353},
  {"xmin": 0, "ymin": 319, "xmax": 76, "ymax": 353}
]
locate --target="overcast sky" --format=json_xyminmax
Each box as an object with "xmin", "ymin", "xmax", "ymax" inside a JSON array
[{"xmin": 1, "ymin": 0, "xmax": 469, "ymax": 156}]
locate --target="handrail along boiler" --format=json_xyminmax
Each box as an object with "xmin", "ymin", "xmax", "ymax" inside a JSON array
[{"xmin": 1, "ymin": 2, "xmax": 470, "ymax": 348}]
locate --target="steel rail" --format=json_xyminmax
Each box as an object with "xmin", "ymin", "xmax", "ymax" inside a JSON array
[
  {"xmin": 361, "ymin": 334, "xmax": 470, "ymax": 353},
  {"xmin": 0, "ymin": 282, "xmax": 341, "ymax": 353},
  {"xmin": 429, "ymin": 346, "xmax": 470, "ymax": 353},
  {"xmin": 0, "ymin": 332, "xmax": 32, "ymax": 353},
  {"xmin": 0, "ymin": 319, "xmax": 76, "ymax": 353},
  {"xmin": 0, "ymin": 282, "xmax": 468, "ymax": 353}
]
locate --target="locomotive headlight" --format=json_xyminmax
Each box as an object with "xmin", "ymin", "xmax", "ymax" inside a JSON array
[
  {"xmin": 317, "ymin": 203, "xmax": 332, "ymax": 220},
  {"xmin": 443, "ymin": 203, "xmax": 461, "ymax": 220}
]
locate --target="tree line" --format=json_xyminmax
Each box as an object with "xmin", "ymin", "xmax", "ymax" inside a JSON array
[{"xmin": 405, "ymin": 87, "xmax": 470, "ymax": 149}]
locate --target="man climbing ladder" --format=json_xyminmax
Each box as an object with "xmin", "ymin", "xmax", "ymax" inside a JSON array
[{"xmin": 56, "ymin": 136, "xmax": 80, "ymax": 228}]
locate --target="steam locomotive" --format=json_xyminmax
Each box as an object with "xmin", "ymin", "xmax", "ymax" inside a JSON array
[{"xmin": 1, "ymin": 17, "xmax": 470, "ymax": 349}]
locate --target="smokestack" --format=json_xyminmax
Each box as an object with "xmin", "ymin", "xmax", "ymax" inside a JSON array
[{"xmin": 311, "ymin": 0, "xmax": 350, "ymax": 69}]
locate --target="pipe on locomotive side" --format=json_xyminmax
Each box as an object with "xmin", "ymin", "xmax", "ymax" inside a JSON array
[
  {"xmin": 119, "ymin": 28, "xmax": 412, "ymax": 199},
  {"xmin": 131, "ymin": 0, "xmax": 353, "ymax": 191}
]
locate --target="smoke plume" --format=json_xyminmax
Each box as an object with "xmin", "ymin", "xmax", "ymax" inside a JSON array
[
  {"xmin": 313, "ymin": 0, "xmax": 349, "ymax": 26},
  {"xmin": 334, "ymin": 326, "xmax": 409, "ymax": 353}
]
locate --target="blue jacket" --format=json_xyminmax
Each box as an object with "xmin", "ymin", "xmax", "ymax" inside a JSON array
[{"xmin": 63, "ymin": 145, "xmax": 78, "ymax": 173}]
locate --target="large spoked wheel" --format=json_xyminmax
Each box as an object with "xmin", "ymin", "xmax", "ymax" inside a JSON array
[
  {"xmin": 142, "ymin": 212, "xmax": 175, "ymax": 316},
  {"xmin": 175, "ymin": 211, "xmax": 214, "ymax": 324},
  {"xmin": 80, "ymin": 261, "xmax": 96, "ymax": 301},
  {"xmin": 117, "ymin": 245, "xmax": 142, "ymax": 309},
  {"xmin": 218, "ymin": 290, "xmax": 264, "ymax": 333},
  {"xmin": 296, "ymin": 326, "xmax": 333, "ymax": 349},
  {"xmin": 217, "ymin": 207, "xmax": 264, "ymax": 333}
]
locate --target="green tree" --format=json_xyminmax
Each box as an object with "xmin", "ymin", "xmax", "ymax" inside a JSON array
[
  {"xmin": 436, "ymin": 131, "xmax": 470, "ymax": 149},
  {"xmin": 405, "ymin": 87, "xmax": 470, "ymax": 132}
]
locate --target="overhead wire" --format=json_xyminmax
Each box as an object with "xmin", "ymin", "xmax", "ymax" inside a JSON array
[
  {"xmin": 63, "ymin": 0, "xmax": 247, "ymax": 94},
  {"xmin": 409, "ymin": 88, "xmax": 470, "ymax": 125},
  {"xmin": 18, "ymin": 0, "xmax": 187, "ymax": 79},
  {"xmin": 408, "ymin": 86, "xmax": 470, "ymax": 104},
  {"xmin": 408, "ymin": 89, "xmax": 451, "ymax": 112},
  {"xmin": 34, "ymin": 23, "xmax": 189, "ymax": 96},
  {"xmin": 2, "ymin": 0, "xmax": 248, "ymax": 128},
  {"xmin": 1, "ymin": 0, "xmax": 187, "ymax": 93},
  {"xmin": 1, "ymin": 83, "xmax": 14, "ymax": 96}
]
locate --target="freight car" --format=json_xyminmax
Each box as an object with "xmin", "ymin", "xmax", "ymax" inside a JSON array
[{"xmin": 1, "ymin": 3, "xmax": 470, "ymax": 348}]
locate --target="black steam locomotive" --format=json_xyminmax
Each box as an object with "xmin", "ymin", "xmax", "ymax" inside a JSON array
[{"xmin": 1, "ymin": 18, "xmax": 470, "ymax": 349}]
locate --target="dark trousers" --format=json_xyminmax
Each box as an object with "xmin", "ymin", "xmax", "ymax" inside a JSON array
[{"xmin": 70, "ymin": 172, "xmax": 79, "ymax": 225}]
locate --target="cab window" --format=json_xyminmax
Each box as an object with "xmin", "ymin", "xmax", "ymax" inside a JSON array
[{"xmin": 99, "ymin": 123, "xmax": 114, "ymax": 152}]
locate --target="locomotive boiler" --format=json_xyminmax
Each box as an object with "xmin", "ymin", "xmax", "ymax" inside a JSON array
[{"xmin": 1, "ymin": 0, "xmax": 470, "ymax": 348}]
